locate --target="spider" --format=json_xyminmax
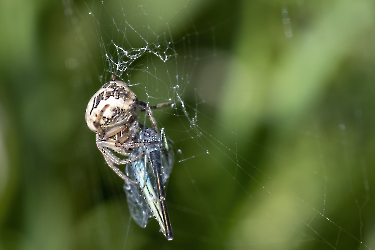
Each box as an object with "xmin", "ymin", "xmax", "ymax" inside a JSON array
[{"xmin": 85, "ymin": 76, "xmax": 172, "ymax": 183}]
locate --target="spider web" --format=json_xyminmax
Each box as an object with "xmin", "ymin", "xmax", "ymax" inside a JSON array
[{"xmin": 59, "ymin": 0, "xmax": 375, "ymax": 249}]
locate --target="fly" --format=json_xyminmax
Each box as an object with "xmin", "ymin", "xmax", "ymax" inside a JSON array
[{"xmin": 124, "ymin": 127, "xmax": 174, "ymax": 240}]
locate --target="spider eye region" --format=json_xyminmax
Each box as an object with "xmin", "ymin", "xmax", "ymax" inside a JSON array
[{"xmin": 85, "ymin": 81, "xmax": 138, "ymax": 133}]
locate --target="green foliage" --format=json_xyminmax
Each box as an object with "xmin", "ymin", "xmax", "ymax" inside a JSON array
[{"xmin": 1, "ymin": 0, "xmax": 375, "ymax": 249}]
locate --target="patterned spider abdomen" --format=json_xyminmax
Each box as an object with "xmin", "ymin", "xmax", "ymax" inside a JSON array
[{"xmin": 85, "ymin": 80, "xmax": 139, "ymax": 133}]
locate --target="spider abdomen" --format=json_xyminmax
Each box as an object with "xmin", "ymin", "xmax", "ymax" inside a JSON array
[{"xmin": 85, "ymin": 80, "xmax": 138, "ymax": 133}]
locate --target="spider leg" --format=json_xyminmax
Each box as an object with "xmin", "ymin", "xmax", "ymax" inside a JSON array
[
  {"xmin": 100, "ymin": 146, "xmax": 143, "ymax": 165},
  {"xmin": 102, "ymin": 153, "xmax": 137, "ymax": 183},
  {"xmin": 102, "ymin": 125, "xmax": 126, "ymax": 141},
  {"xmin": 147, "ymin": 107, "xmax": 159, "ymax": 132},
  {"xmin": 138, "ymin": 101, "xmax": 172, "ymax": 110},
  {"xmin": 97, "ymin": 140, "xmax": 131, "ymax": 155},
  {"xmin": 138, "ymin": 101, "xmax": 172, "ymax": 132},
  {"xmin": 99, "ymin": 146, "xmax": 144, "ymax": 184},
  {"xmin": 97, "ymin": 139, "xmax": 156, "ymax": 155}
]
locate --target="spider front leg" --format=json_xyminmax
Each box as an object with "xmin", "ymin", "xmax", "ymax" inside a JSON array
[{"xmin": 138, "ymin": 100, "xmax": 172, "ymax": 132}]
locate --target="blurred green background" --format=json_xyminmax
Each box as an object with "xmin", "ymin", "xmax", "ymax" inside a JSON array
[{"xmin": 1, "ymin": 0, "xmax": 375, "ymax": 249}]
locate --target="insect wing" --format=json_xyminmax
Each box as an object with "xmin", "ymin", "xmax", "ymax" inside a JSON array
[
  {"xmin": 159, "ymin": 129, "xmax": 174, "ymax": 184},
  {"xmin": 124, "ymin": 157, "xmax": 152, "ymax": 228}
]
